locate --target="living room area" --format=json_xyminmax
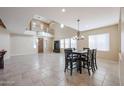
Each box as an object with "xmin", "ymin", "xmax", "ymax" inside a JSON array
[{"xmin": 0, "ymin": 7, "xmax": 124, "ymax": 86}]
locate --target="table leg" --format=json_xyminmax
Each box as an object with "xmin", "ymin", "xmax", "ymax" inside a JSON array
[
  {"xmin": 0, "ymin": 58, "xmax": 4, "ymax": 69},
  {"xmin": 79, "ymin": 54, "xmax": 82, "ymax": 74}
]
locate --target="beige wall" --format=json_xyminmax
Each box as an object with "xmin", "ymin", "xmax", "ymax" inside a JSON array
[
  {"xmin": 121, "ymin": 8, "xmax": 124, "ymax": 55},
  {"xmin": 78, "ymin": 25, "xmax": 120, "ymax": 61},
  {"xmin": 53, "ymin": 23, "xmax": 77, "ymax": 52},
  {"xmin": 54, "ymin": 23, "xmax": 120, "ymax": 61},
  {"xmin": 120, "ymin": 8, "xmax": 124, "ymax": 85},
  {"xmin": 54, "ymin": 23, "xmax": 77, "ymax": 40}
]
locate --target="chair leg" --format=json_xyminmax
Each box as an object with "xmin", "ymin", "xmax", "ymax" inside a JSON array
[
  {"xmin": 64, "ymin": 64, "xmax": 66, "ymax": 72},
  {"xmin": 91, "ymin": 64, "xmax": 94, "ymax": 73},
  {"xmin": 87, "ymin": 62, "xmax": 90, "ymax": 75},
  {"xmin": 95, "ymin": 59, "xmax": 97, "ymax": 69},
  {"xmin": 88, "ymin": 69, "xmax": 90, "ymax": 75},
  {"xmin": 79, "ymin": 61, "xmax": 82, "ymax": 74},
  {"xmin": 92, "ymin": 61, "xmax": 95, "ymax": 72},
  {"xmin": 92, "ymin": 59, "xmax": 97, "ymax": 71},
  {"xmin": 70, "ymin": 62, "xmax": 73, "ymax": 76},
  {"xmin": 77, "ymin": 62, "xmax": 79, "ymax": 72},
  {"xmin": 64, "ymin": 61, "xmax": 68, "ymax": 72},
  {"xmin": 83, "ymin": 62, "xmax": 85, "ymax": 68},
  {"xmin": 93, "ymin": 64, "xmax": 95, "ymax": 71},
  {"xmin": 64, "ymin": 66, "xmax": 66, "ymax": 72}
]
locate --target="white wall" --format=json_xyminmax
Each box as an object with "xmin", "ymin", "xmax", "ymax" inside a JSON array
[
  {"xmin": 0, "ymin": 26, "xmax": 53, "ymax": 58},
  {"xmin": 0, "ymin": 26, "xmax": 10, "ymax": 59},
  {"xmin": 10, "ymin": 34, "xmax": 37, "ymax": 56}
]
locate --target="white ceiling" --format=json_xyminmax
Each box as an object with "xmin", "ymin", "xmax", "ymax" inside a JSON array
[{"xmin": 0, "ymin": 7, "xmax": 120, "ymax": 34}]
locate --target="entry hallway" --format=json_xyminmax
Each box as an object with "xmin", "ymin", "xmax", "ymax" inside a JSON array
[{"xmin": 0, "ymin": 53, "xmax": 120, "ymax": 86}]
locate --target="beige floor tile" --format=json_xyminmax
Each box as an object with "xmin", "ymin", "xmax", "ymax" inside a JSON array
[{"xmin": 0, "ymin": 53, "xmax": 120, "ymax": 86}]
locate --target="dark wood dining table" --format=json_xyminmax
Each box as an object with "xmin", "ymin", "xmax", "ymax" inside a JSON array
[
  {"xmin": 72, "ymin": 50, "xmax": 87, "ymax": 54},
  {"xmin": 71, "ymin": 50, "xmax": 88, "ymax": 74}
]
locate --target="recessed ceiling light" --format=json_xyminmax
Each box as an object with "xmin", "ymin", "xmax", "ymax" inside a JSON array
[
  {"xmin": 60, "ymin": 24, "xmax": 64, "ymax": 28},
  {"xmin": 85, "ymin": 25, "xmax": 89, "ymax": 27},
  {"xmin": 61, "ymin": 8, "xmax": 66, "ymax": 12}
]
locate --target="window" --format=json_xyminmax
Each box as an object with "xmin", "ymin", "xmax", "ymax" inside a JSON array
[
  {"xmin": 89, "ymin": 33, "xmax": 109, "ymax": 51},
  {"xmin": 60, "ymin": 39, "xmax": 64, "ymax": 48},
  {"xmin": 65, "ymin": 38, "xmax": 70, "ymax": 48},
  {"xmin": 60, "ymin": 38, "xmax": 77, "ymax": 49},
  {"xmin": 71, "ymin": 38, "xmax": 77, "ymax": 48}
]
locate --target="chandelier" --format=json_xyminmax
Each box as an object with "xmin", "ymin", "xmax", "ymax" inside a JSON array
[{"xmin": 73, "ymin": 19, "xmax": 85, "ymax": 40}]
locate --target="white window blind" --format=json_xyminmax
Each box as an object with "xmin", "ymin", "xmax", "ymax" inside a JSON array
[
  {"xmin": 71, "ymin": 38, "xmax": 77, "ymax": 48},
  {"xmin": 65, "ymin": 38, "xmax": 70, "ymax": 48},
  {"xmin": 89, "ymin": 33, "xmax": 109, "ymax": 51},
  {"xmin": 60, "ymin": 38, "xmax": 77, "ymax": 49}
]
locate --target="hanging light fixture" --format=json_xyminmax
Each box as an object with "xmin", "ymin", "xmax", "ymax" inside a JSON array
[{"xmin": 73, "ymin": 19, "xmax": 85, "ymax": 40}]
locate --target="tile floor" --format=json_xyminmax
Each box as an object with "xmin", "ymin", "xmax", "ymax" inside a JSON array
[{"xmin": 0, "ymin": 53, "xmax": 120, "ymax": 86}]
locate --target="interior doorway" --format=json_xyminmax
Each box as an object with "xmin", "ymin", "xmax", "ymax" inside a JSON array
[{"xmin": 38, "ymin": 38, "xmax": 43, "ymax": 53}]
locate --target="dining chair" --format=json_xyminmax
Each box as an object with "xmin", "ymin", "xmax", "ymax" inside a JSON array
[
  {"xmin": 0, "ymin": 51, "xmax": 7, "ymax": 69},
  {"xmin": 83, "ymin": 48, "xmax": 90, "ymax": 50},
  {"xmin": 64, "ymin": 49, "xmax": 79, "ymax": 76},
  {"xmin": 81, "ymin": 49, "xmax": 95, "ymax": 75},
  {"xmin": 92, "ymin": 49, "xmax": 97, "ymax": 70}
]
